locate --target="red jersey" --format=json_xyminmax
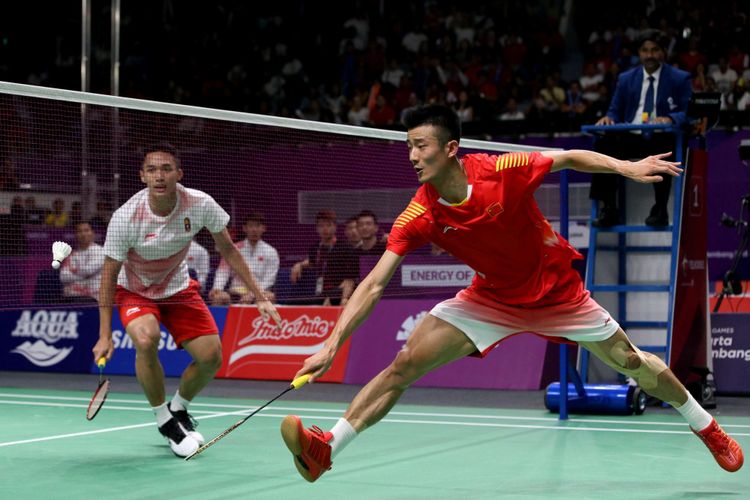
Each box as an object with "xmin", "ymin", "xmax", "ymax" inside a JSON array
[{"xmin": 387, "ymin": 152, "xmax": 585, "ymax": 307}]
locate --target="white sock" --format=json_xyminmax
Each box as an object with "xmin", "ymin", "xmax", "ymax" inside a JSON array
[
  {"xmin": 170, "ymin": 390, "xmax": 191, "ymax": 412},
  {"xmin": 330, "ymin": 418, "xmax": 357, "ymax": 458},
  {"xmin": 675, "ymin": 392, "xmax": 713, "ymax": 431},
  {"xmin": 153, "ymin": 402, "xmax": 172, "ymax": 427}
]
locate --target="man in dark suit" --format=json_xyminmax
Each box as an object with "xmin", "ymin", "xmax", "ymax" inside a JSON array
[{"xmin": 590, "ymin": 29, "xmax": 692, "ymax": 227}]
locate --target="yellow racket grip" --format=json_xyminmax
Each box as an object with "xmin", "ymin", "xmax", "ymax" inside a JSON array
[
  {"xmin": 97, "ymin": 357, "xmax": 107, "ymax": 369},
  {"xmin": 290, "ymin": 374, "xmax": 311, "ymax": 389}
]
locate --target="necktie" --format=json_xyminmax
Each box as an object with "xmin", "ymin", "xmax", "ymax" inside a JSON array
[{"xmin": 643, "ymin": 75, "xmax": 655, "ymax": 118}]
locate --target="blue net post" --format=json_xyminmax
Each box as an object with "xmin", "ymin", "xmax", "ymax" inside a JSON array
[{"xmin": 559, "ymin": 169, "xmax": 570, "ymax": 420}]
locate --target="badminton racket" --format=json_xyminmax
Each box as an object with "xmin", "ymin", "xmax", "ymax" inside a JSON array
[
  {"xmin": 185, "ymin": 374, "xmax": 311, "ymax": 461},
  {"xmin": 86, "ymin": 357, "xmax": 110, "ymax": 421}
]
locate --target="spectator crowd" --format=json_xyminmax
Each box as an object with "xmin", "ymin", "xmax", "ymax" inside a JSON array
[{"xmin": 0, "ymin": 1, "xmax": 747, "ymax": 137}]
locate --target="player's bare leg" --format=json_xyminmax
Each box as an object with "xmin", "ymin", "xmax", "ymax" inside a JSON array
[
  {"xmin": 281, "ymin": 314, "xmax": 476, "ymax": 481},
  {"xmin": 179, "ymin": 334, "xmax": 223, "ymax": 400},
  {"xmin": 580, "ymin": 328, "xmax": 743, "ymax": 471},
  {"xmin": 169, "ymin": 334, "xmax": 221, "ymax": 445},
  {"xmin": 343, "ymin": 314, "xmax": 477, "ymax": 431},
  {"xmin": 127, "ymin": 313, "xmax": 198, "ymax": 456},
  {"xmin": 126, "ymin": 314, "xmax": 166, "ymax": 406},
  {"xmin": 579, "ymin": 328, "xmax": 686, "ymax": 405}
]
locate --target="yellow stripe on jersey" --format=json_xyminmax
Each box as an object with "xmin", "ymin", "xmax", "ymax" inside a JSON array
[
  {"xmin": 393, "ymin": 200, "xmax": 426, "ymax": 228},
  {"xmin": 496, "ymin": 152, "xmax": 531, "ymax": 172}
]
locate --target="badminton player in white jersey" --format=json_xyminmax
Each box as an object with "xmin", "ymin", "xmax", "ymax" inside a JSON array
[{"xmin": 92, "ymin": 143, "xmax": 282, "ymax": 458}]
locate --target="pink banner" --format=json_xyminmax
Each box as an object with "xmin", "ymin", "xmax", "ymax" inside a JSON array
[{"xmin": 344, "ymin": 299, "xmax": 556, "ymax": 390}]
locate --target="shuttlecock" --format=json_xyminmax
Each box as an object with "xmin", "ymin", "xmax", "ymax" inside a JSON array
[{"xmin": 52, "ymin": 241, "xmax": 72, "ymax": 269}]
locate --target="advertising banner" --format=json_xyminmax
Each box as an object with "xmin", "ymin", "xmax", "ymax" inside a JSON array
[
  {"xmin": 217, "ymin": 305, "xmax": 350, "ymax": 382},
  {"xmin": 670, "ymin": 148, "xmax": 710, "ymax": 386},
  {"xmin": 0, "ymin": 308, "xmax": 99, "ymax": 373},
  {"xmin": 710, "ymin": 313, "xmax": 750, "ymax": 394},
  {"xmin": 344, "ymin": 299, "xmax": 554, "ymax": 390}
]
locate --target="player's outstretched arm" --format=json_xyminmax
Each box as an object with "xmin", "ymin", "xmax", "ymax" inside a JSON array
[
  {"xmin": 296, "ymin": 250, "xmax": 404, "ymax": 382},
  {"xmin": 211, "ymin": 228, "xmax": 282, "ymax": 326},
  {"xmin": 545, "ymin": 150, "xmax": 682, "ymax": 183},
  {"xmin": 93, "ymin": 256, "xmax": 122, "ymax": 363}
]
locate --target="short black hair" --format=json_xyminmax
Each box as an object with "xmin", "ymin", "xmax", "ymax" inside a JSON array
[
  {"xmin": 357, "ymin": 209, "xmax": 378, "ymax": 224},
  {"xmin": 402, "ymin": 104, "xmax": 461, "ymax": 145},
  {"xmin": 244, "ymin": 211, "xmax": 266, "ymax": 226},
  {"xmin": 143, "ymin": 142, "xmax": 181, "ymax": 169},
  {"xmin": 637, "ymin": 29, "xmax": 668, "ymax": 51}
]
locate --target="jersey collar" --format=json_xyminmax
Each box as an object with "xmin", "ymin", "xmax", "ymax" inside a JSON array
[{"xmin": 438, "ymin": 184, "xmax": 473, "ymax": 206}]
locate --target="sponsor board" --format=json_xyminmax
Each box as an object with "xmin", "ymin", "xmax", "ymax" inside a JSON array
[
  {"xmin": 711, "ymin": 313, "xmax": 750, "ymax": 394},
  {"xmin": 0, "ymin": 306, "xmax": 228, "ymax": 376},
  {"xmin": 401, "ymin": 264, "xmax": 475, "ymax": 287},
  {"xmin": 217, "ymin": 306, "xmax": 350, "ymax": 382},
  {"xmin": 0, "ymin": 308, "xmax": 99, "ymax": 372}
]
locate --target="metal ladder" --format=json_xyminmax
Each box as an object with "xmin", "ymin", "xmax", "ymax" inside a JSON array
[{"xmin": 579, "ymin": 127, "xmax": 686, "ymax": 382}]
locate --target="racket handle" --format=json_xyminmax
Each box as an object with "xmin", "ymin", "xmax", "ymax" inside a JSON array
[
  {"xmin": 290, "ymin": 374, "xmax": 311, "ymax": 389},
  {"xmin": 97, "ymin": 357, "xmax": 107, "ymax": 369}
]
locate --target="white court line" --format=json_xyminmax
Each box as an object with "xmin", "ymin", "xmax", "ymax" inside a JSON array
[
  {"xmin": 1, "ymin": 399, "xmax": 749, "ymax": 449},
  {"xmin": 2, "ymin": 409, "xmax": 748, "ymax": 449},
  {"xmin": 2, "ymin": 392, "xmax": 750, "ymax": 429}
]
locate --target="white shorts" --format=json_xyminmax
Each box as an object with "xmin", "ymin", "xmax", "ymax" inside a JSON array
[{"xmin": 430, "ymin": 290, "xmax": 619, "ymax": 356}]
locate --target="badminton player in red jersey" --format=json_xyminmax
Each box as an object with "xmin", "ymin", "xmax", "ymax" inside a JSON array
[{"xmin": 280, "ymin": 105, "xmax": 743, "ymax": 481}]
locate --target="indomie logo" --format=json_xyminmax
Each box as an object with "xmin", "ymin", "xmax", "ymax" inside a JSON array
[
  {"xmin": 238, "ymin": 315, "xmax": 334, "ymax": 346},
  {"xmin": 11, "ymin": 310, "xmax": 79, "ymax": 343}
]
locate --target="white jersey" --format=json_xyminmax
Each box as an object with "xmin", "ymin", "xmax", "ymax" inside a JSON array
[
  {"xmin": 185, "ymin": 240, "xmax": 210, "ymax": 290},
  {"xmin": 59, "ymin": 243, "xmax": 106, "ymax": 298},
  {"xmin": 212, "ymin": 238, "xmax": 279, "ymax": 294},
  {"xmin": 104, "ymin": 184, "xmax": 229, "ymax": 299}
]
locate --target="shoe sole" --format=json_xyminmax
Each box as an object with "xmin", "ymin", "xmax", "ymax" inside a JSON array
[{"xmin": 280, "ymin": 415, "xmax": 316, "ymax": 482}]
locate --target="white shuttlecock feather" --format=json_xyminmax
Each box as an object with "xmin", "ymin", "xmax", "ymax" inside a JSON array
[{"xmin": 51, "ymin": 241, "xmax": 72, "ymax": 269}]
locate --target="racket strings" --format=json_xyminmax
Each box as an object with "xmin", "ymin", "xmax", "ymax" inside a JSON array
[{"xmin": 86, "ymin": 379, "xmax": 111, "ymax": 420}]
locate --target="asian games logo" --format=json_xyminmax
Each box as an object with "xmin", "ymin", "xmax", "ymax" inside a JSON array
[
  {"xmin": 10, "ymin": 310, "xmax": 80, "ymax": 367},
  {"xmin": 396, "ymin": 311, "xmax": 428, "ymax": 341},
  {"xmin": 229, "ymin": 315, "xmax": 335, "ymax": 366}
]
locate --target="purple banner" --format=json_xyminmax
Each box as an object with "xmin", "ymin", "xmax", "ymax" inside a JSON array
[
  {"xmin": 711, "ymin": 313, "xmax": 750, "ymax": 394},
  {"xmin": 344, "ymin": 298, "xmax": 556, "ymax": 390}
]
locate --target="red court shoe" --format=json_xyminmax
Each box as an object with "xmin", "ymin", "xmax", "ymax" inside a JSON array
[
  {"xmin": 281, "ymin": 415, "xmax": 333, "ymax": 482},
  {"xmin": 692, "ymin": 418, "xmax": 744, "ymax": 472}
]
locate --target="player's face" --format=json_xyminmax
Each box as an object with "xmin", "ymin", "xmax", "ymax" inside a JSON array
[
  {"xmin": 141, "ymin": 151, "xmax": 183, "ymax": 198},
  {"xmin": 639, "ymin": 41, "xmax": 663, "ymax": 73},
  {"xmin": 75, "ymin": 223, "xmax": 94, "ymax": 247},
  {"xmin": 244, "ymin": 221, "xmax": 266, "ymax": 242},
  {"xmin": 406, "ymin": 125, "xmax": 456, "ymax": 184}
]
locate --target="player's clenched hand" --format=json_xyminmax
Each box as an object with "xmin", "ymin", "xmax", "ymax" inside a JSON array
[
  {"xmin": 92, "ymin": 337, "xmax": 114, "ymax": 363},
  {"xmin": 257, "ymin": 299, "xmax": 283, "ymax": 329},
  {"xmin": 295, "ymin": 344, "xmax": 336, "ymax": 383},
  {"xmin": 625, "ymin": 152, "xmax": 683, "ymax": 184}
]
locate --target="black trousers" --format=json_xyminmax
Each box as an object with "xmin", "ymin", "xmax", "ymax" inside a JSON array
[{"xmin": 589, "ymin": 131, "xmax": 678, "ymax": 208}]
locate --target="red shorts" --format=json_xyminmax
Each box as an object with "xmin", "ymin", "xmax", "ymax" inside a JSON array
[{"xmin": 115, "ymin": 280, "xmax": 218, "ymax": 348}]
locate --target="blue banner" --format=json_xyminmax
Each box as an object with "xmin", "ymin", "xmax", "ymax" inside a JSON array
[
  {"xmin": 0, "ymin": 306, "xmax": 229, "ymax": 377},
  {"xmin": 0, "ymin": 308, "xmax": 99, "ymax": 373}
]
